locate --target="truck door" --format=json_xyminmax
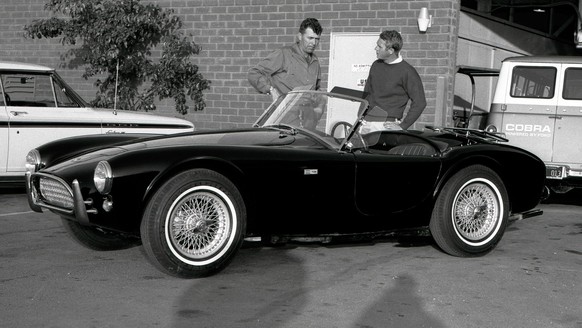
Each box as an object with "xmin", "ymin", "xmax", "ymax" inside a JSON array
[
  {"xmin": 492, "ymin": 63, "xmax": 559, "ymax": 163},
  {"xmin": 553, "ymin": 65, "xmax": 582, "ymax": 167}
]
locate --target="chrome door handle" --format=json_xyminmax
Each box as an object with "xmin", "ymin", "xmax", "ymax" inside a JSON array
[
  {"xmin": 548, "ymin": 115, "xmax": 562, "ymax": 119},
  {"xmin": 10, "ymin": 111, "xmax": 28, "ymax": 116}
]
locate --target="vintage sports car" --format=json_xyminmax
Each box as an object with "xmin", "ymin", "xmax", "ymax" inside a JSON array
[
  {"xmin": 25, "ymin": 88, "xmax": 546, "ymax": 278},
  {"xmin": 0, "ymin": 61, "xmax": 194, "ymax": 187}
]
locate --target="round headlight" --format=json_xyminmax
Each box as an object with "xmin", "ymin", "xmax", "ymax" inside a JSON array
[
  {"xmin": 94, "ymin": 161, "xmax": 113, "ymax": 194},
  {"xmin": 25, "ymin": 149, "xmax": 41, "ymax": 173},
  {"xmin": 485, "ymin": 125, "xmax": 498, "ymax": 133}
]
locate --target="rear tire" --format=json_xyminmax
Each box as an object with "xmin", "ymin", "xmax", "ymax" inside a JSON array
[
  {"xmin": 429, "ymin": 165, "xmax": 509, "ymax": 256},
  {"xmin": 140, "ymin": 169, "xmax": 246, "ymax": 278}
]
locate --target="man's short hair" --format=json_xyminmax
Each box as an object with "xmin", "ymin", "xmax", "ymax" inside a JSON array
[
  {"xmin": 379, "ymin": 30, "xmax": 403, "ymax": 53},
  {"xmin": 300, "ymin": 18, "xmax": 323, "ymax": 36}
]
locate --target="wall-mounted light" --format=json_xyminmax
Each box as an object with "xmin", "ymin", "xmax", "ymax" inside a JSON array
[{"xmin": 417, "ymin": 7, "xmax": 432, "ymax": 33}]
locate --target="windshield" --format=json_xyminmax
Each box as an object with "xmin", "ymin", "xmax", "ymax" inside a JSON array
[
  {"xmin": 255, "ymin": 90, "xmax": 369, "ymax": 149},
  {"xmin": 0, "ymin": 71, "xmax": 87, "ymax": 108}
]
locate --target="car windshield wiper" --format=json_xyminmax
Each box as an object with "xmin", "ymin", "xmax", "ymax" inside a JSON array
[{"xmin": 263, "ymin": 124, "xmax": 298, "ymax": 135}]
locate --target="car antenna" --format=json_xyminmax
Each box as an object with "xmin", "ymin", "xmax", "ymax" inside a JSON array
[{"xmin": 113, "ymin": 58, "xmax": 119, "ymax": 115}]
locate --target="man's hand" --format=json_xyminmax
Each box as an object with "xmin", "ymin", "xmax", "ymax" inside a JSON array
[{"xmin": 269, "ymin": 87, "xmax": 281, "ymax": 102}]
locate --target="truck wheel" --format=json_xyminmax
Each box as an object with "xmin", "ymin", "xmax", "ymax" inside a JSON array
[
  {"xmin": 141, "ymin": 169, "xmax": 246, "ymax": 278},
  {"xmin": 430, "ymin": 165, "xmax": 509, "ymax": 256}
]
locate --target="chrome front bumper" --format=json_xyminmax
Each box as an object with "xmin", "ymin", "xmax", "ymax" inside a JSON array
[{"xmin": 26, "ymin": 171, "xmax": 93, "ymax": 225}]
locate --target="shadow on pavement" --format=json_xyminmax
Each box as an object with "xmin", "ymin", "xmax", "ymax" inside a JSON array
[
  {"xmin": 542, "ymin": 188, "xmax": 582, "ymax": 206},
  {"xmin": 0, "ymin": 187, "xmax": 25, "ymax": 195},
  {"xmin": 169, "ymin": 243, "xmax": 445, "ymax": 328}
]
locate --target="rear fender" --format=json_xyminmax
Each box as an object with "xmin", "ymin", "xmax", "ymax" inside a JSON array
[
  {"xmin": 434, "ymin": 151, "xmax": 544, "ymax": 213},
  {"xmin": 433, "ymin": 154, "xmax": 504, "ymax": 202}
]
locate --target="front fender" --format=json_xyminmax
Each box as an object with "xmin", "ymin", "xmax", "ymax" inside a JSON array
[{"xmin": 143, "ymin": 156, "xmax": 247, "ymax": 205}]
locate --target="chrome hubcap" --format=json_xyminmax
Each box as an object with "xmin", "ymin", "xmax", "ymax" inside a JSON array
[
  {"xmin": 169, "ymin": 191, "xmax": 230, "ymax": 259},
  {"xmin": 454, "ymin": 182, "xmax": 499, "ymax": 241}
]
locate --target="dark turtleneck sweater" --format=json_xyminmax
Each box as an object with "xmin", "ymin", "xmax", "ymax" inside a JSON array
[{"xmin": 363, "ymin": 59, "xmax": 426, "ymax": 129}]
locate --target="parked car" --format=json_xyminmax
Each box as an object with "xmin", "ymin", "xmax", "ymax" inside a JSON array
[
  {"xmin": 25, "ymin": 88, "xmax": 546, "ymax": 278},
  {"xmin": 0, "ymin": 61, "xmax": 194, "ymax": 187},
  {"xmin": 485, "ymin": 56, "xmax": 582, "ymax": 195}
]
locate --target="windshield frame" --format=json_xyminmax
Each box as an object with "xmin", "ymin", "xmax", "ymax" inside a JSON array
[{"xmin": 254, "ymin": 90, "xmax": 369, "ymax": 150}]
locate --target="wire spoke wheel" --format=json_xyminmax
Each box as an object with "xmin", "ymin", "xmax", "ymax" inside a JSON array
[
  {"xmin": 141, "ymin": 169, "xmax": 246, "ymax": 278},
  {"xmin": 453, "ymin": 181, "xmax": 500, "ymax": 242},
  {"xmin": 168, "ymin": 189, "xmax": 231, "ymax": 260},
  {"xmin": 430, "ymin": 165, "xmax": 508, "ymax": 257}
]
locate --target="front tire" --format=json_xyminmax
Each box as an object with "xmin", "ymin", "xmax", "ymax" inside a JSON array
[
  {"xmin": 429, "ymin": 165, "xmax": 509, "ymax": 257},
  {"xmin": 61, "ymin": 218, "xmax": 138, "ymax": 251},
  {"xmin": 140, "ymin": 169, "xmax": 246, "ymax": 278}
]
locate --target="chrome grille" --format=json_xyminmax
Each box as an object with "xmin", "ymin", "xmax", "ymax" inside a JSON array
[{"xmin": 38, "ymin": 176, "xmax": 74, "ymax": 210}]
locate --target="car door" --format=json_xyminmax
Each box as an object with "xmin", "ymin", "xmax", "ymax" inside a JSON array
[
  {"xmin": 245, "ymin": 145, "xmax": 356, "ymax": 234},
  {"xmin": 2, "ymin": 72, "xmax": 101, "ymax": 173},
  {"xmin": 353, "ymin": 131, "xmax": 441, "ymax": 224}
]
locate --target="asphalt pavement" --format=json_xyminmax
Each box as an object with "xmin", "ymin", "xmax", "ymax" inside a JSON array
[{"xmin": 0, "ymin": 191, "xmax": 580, "ymax": 328}]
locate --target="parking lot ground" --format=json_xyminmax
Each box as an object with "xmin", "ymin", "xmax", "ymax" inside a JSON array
[{"xmin": 0, "ymin": 192, "xmax": 581, "ymax": 328}]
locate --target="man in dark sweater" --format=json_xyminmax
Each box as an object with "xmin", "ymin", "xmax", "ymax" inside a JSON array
[{"xmin": 362, "ymin": 30, "xmax": 426, "ymax": 131}]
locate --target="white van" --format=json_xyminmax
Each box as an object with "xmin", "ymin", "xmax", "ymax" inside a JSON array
[{"xmin": 485, "ymin": 56, "xmax": 582, "ymax": 194}]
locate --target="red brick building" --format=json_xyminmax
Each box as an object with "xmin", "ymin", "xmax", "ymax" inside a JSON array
[{"xmin": 1, "ymin": 0, "xmax": 579, "ymax": 130}]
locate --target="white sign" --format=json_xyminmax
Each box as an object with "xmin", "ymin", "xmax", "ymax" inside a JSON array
[{"xmin": 351, "ymin": 64, "xmax": 371, "ymax": 73}]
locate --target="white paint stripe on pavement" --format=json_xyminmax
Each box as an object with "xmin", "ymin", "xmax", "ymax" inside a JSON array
[{"xmin": 0, "ymin": 211, "xmax": 35, "ymax": 217}]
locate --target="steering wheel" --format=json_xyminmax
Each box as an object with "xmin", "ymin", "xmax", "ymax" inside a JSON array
[
  {"xmin": 331, "ymin": 121, "xmax": 352, "ymax": 143},
  {"xmin": 331, "ymin": 121, "xmax": 367, "ymax": 149}
]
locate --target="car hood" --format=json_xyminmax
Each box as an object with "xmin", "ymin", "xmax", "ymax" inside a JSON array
[
  {"xmin": 43, "ymin": 128, "xmax": 297, "ymax": 171},
  {"xmin": 116, "ymin": 128, "xmax": 296, "ymax": 151}
]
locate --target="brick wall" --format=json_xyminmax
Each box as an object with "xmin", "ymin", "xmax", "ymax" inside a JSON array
[{"xmin": 0, "ymin": 0, "xmax": 460, "ymax": 130}]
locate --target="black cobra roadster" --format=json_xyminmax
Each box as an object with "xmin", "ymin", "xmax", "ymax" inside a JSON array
[{"xmin": 25, "ymin": 88, "xmax": 546, "ymax": 278}]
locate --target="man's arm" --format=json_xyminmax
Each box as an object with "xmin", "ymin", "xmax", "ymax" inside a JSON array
[
  {"xmin": 247, "ymin": 48, "xmax": 285, "ymax": 94},
  {"xmin": 400, "ymin": 68, "xmax": 427, "ymax": 130}
]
